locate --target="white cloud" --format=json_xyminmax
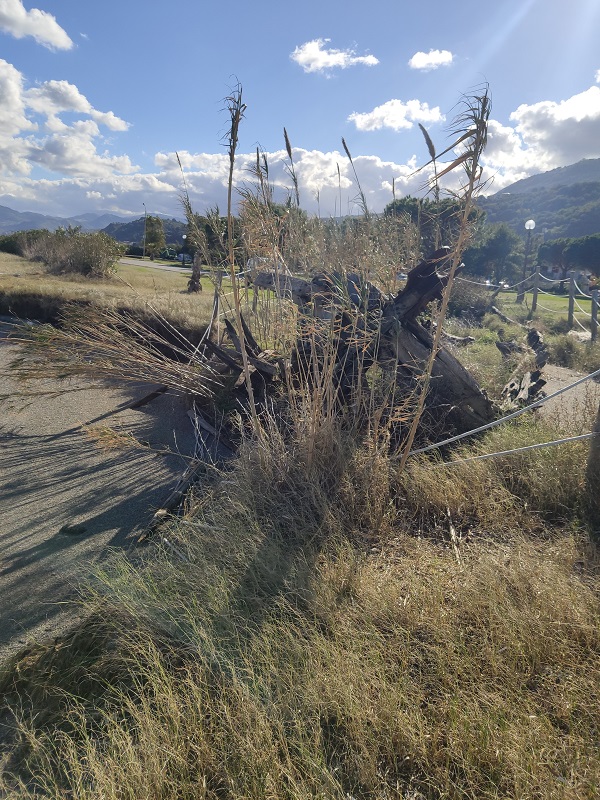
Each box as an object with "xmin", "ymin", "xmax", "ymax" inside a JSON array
[
  {"xmin": 408, "ymin": 49, "xmax": 453, "ymax": 71},
  {"xmin": 596, "ymin": 69, "xmax": 600, "ymax": 83},
  {"xmin": 0, "ymin": 0, "xmax": 72, "ymax": 50},
  {"xmin": 479, "ymin": 86, "xmax": 600, "ymax": 189},
  {"xmin": 290, "ymin": 38, "xmax": 379, "ymax": 74},
  {"xmin": 153, "ymin": 147, "xmax": 430, "ymax": 218},
  {"xmin": 0, "ymin": 61, "xmax": 133, "ymax": 184},
  {"xmin": 0, "ymin": 59, "xmax": 35, "ymax": 137},
  {"xmin": 27, "ymin": 119, "xmax": 137, "ymax": 178},
  {"xmin": 25, "ymin": 80, "xmax": 129, "ymax": 131},
  {"xmin": 348, "ymin": 99, "xmax": 444, "ymax": 131},
  {"xmin": 4, "ymin": 70, "xmax": 600, "ymax": 220}
]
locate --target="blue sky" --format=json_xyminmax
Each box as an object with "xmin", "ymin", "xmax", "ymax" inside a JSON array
[{"xmin": 1, "ymin": 0, "xmax": 600, "ymax": 219}]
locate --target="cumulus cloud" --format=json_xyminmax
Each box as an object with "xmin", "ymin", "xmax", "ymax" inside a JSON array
[
  {"xmin": 0, "ymin": 60, "xmax": 133, "ymax": 184},
  {"xmin": 0, "ymin": 59, "xmax": 35, "ymax": 136},
  {"xmin": 479, "ymin": 86, "xmax": 600, "ymax": 189},
  {"xmin": 25, "ymin": 80, "xmax": 129, "ymax": 131},
  {"xmin": 348, "ymin": 99, "xmax": 444, "ymax": 131},
  {"xmin": 290, "ymin": 38, "xmax": 379, "ymax": 74},
  {"xmin": 154, "ymin": 147, "xmax": 429, "ymax": 218},
  {"xmin": 4, "ymin": 69, "xmax": 600, "ymax": 219},
  {"xmin": 27, "ymin": 120, "xmax": 137, "ymax": 178},
  {"xmin": 408, "ymin": 49, "xmax": 453, "ymax": 71},
  {"xmin": 0, "ymin": 0, "xmax": 72, "ymax": 50}
]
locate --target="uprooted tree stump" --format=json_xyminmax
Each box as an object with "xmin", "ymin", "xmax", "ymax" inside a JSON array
[{"xmin": 202, "ymin": 248, "xmax": 498, "ymax": 444}]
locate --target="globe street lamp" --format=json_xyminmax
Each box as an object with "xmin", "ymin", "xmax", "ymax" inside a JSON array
[
  {"xmin": 181, "ymin": 234, "xmax": 187, "ymax": 264},
  {"xmin": 516, "ymin": 219, "xmax": 536, "ymax": 303}
]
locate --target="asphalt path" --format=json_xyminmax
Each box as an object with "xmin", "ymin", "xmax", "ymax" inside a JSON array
[
  {"xmin": 118, "ymin": 257, "xmax": 192, "ymax": 274},
  {"xmin": 0, "ymin": 321, "xmax": 196, "ymax": 660}
]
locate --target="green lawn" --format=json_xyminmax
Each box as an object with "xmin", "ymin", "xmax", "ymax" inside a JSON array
[{"xmin": 498, "ymin": 289, "xmax": 595, "ymax": 331}]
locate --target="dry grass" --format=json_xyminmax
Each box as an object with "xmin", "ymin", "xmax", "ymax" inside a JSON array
[
  {"xmin": 1, "ymin": 403, "xmax": 599, "ymax": 799},
  {"xmin": 0, "ymin": 253, "xmax": 214, "ymax": 331}
]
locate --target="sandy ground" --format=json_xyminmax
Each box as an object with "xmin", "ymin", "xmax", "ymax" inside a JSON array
[
  {"xmin": 541, "ymin": 363, "xmax": 600, "ymax": 422},
  {"xmin": 0, "ymin": 321, "xmax": 197, "ymax": 661}
]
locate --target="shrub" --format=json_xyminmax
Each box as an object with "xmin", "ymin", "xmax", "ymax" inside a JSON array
[
  {"xmin": 447, "ymin": 277, "xmax": 491, "ymax": 320},
  {"xmin": 548, "ymin": 334, "xmax": 600, "ymax": 371},
  {"xmin": 0, "ymin": 229, "xmax": 49, "ymax": 256},
  {"xmin": 21, "ymin": 227, "xmax": 124, "ymax": 278}
]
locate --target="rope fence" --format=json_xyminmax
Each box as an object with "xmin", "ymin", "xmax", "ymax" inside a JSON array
[
  {"xmin": 456, "ymin": 266, "xmax": 598, "ymax": 338},
  {"xmin": 574, "ymin": 280, "xmax": 593, "ymax": 300}
]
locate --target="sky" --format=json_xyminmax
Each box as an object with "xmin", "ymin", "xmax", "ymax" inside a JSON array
[{"xmin": 1, "ymin": 0, "xmax": 600, "ymax": 220}]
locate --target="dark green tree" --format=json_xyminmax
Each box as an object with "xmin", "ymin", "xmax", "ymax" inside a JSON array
[
  {"xmin": 564, "ymin": 234, "xmax": 600, "ymax": 276},
  {"xmin": 384, "ymin": 195, "xmax": 482, "ymax": 257},
  {"xmin": 463, "ymin": 223, "xmax": 522, "ymax": 284},
  {"xmin": 145, "ymin": 215, "xmax": 166, "ymax": 260}
]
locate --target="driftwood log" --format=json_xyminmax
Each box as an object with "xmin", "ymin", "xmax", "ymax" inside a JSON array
[{"xmin": 205, "ymin": 249, "xmax": 497, "ymax": 439}]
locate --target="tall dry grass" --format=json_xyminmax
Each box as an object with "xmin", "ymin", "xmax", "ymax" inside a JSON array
[{"xmin": 1, "ymin": 407, "xmax": 599, "ymax": 799}]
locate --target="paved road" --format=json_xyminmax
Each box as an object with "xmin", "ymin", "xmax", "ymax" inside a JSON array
[
  {"xmin": 118, "ymin": 257, "xmax": 191, "ymax": 274},
  {"xmin": 0, "ymin": 322, "xmax": 196, "ymax": 660}
]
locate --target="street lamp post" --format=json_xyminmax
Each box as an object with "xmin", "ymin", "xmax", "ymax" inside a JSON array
[
  {"xmin": 516, "ymin": 219, "xmax": 536, "ymax": 304},
  {"xmin": 142, "ymin": 202, "xmax": 147, "ymax": 260}
]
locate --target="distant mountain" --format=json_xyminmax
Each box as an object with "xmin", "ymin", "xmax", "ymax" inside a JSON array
[
  {"xmin": 0, "ymin": 204, "xmax": 136, "ymax": 234},
  {"xmin": 0, "ymin": 204, "xmax": 70, "ymax": 235},
  {"xmin": 478, "ymin": 160, "xmax": 600, "ymax": 239},
  {"xmin": 494, "ymin": 158, "xmax": 600, "ymax": 195},
  {"xmin": 68, "ymin": 212, "xmax": 135, "ymax": 230}
]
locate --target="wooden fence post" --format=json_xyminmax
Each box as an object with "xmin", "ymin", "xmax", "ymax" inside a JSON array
[
  {"xmin": 586, "ymin": 401, "xmax": 600, "ymax": 531},
  {"xmin": 529, "ymin": 266, "xmax": 540, "ymax": 318},
  {"xmin": 568, "ymin": 270, "xmax": 575, "ymax": 329},
  {"xmin": 591, "ymin": 289, "xmax": 598, "ymax": 343}
]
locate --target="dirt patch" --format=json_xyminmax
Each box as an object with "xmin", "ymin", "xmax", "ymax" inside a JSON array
[{"xmin": 541, "ymin": 363, "xmax": 600, "ymax": 423}]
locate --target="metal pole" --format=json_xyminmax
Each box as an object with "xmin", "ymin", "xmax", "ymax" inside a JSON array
[
  {"xmin": 568, "ymin": 270, "xmax": 575, "ymax": 329},
  {"xmin": 516, "ymin": 226, "xmax": 532, "ymax": 304},
  {"xmin": 142, "ymin": 203, "xmax": 147, "ymax": 260},
  {"xmin": 592, "ymin": 289, "xmax": 599, "ymax": 343}
]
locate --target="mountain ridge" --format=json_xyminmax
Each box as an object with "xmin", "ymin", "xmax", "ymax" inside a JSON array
[{"xmin": 492, "ymin": 158, "xmax": 600, "ymax": 195}]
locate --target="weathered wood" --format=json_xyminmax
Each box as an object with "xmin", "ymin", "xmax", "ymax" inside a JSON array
[
  {"xmin": 490, "ymin": 305, "xmax": 522, "ymax": 327},
  {"xmin": 442, "ymin": 331, "xmax": 475, "ymax": 346},
  {"xmin": 586, "ymin": 402, "xmax": 600, "ymax": 529},
  {"xmin": 234, "ymin": 250, "xmax": 498, "ymax": 436}
]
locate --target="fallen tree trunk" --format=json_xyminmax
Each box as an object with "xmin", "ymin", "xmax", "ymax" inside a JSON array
[{"xmin": 206, "ymin": 249, "xmax": 497, "ymax": 439}]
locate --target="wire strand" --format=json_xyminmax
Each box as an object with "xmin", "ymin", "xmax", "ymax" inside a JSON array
[
  {"xmin": 407, "ymin": 366, "xmax": 600, "ymax": 458},
  {"xmin": 424, "ymin": 432, "xmax": 595, "ymax": 468}
]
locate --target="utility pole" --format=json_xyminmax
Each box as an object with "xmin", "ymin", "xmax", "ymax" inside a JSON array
[
  {"xmin": 516, "ymin": 219, "xmax": 535, "ymax": 304},
  {"xmin": 142, "ymin": 202, "xmax": 147, "ymax": 260}
]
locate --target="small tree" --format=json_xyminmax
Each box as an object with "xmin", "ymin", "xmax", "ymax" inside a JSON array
[{"xmin": 145, "ymin": 216, "xmax": 166, "ymax": 260}]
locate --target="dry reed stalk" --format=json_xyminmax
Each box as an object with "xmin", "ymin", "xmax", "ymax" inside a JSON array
[
  {"xmin": 223, "ymin": 84, "xmax": 262, "ymax": 440},
  {"xmin": 398, "ymin": 87, "xmax": 491, "ymax": 471}
]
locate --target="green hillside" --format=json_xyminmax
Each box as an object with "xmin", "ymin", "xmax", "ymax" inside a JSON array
[
  {"xmin": 477, "ymin": 180, "xmax": 600, "ymax": 239},
  {"xmin": 102, "ymin": 217, "xmax": 187, "ymax": 244}
]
